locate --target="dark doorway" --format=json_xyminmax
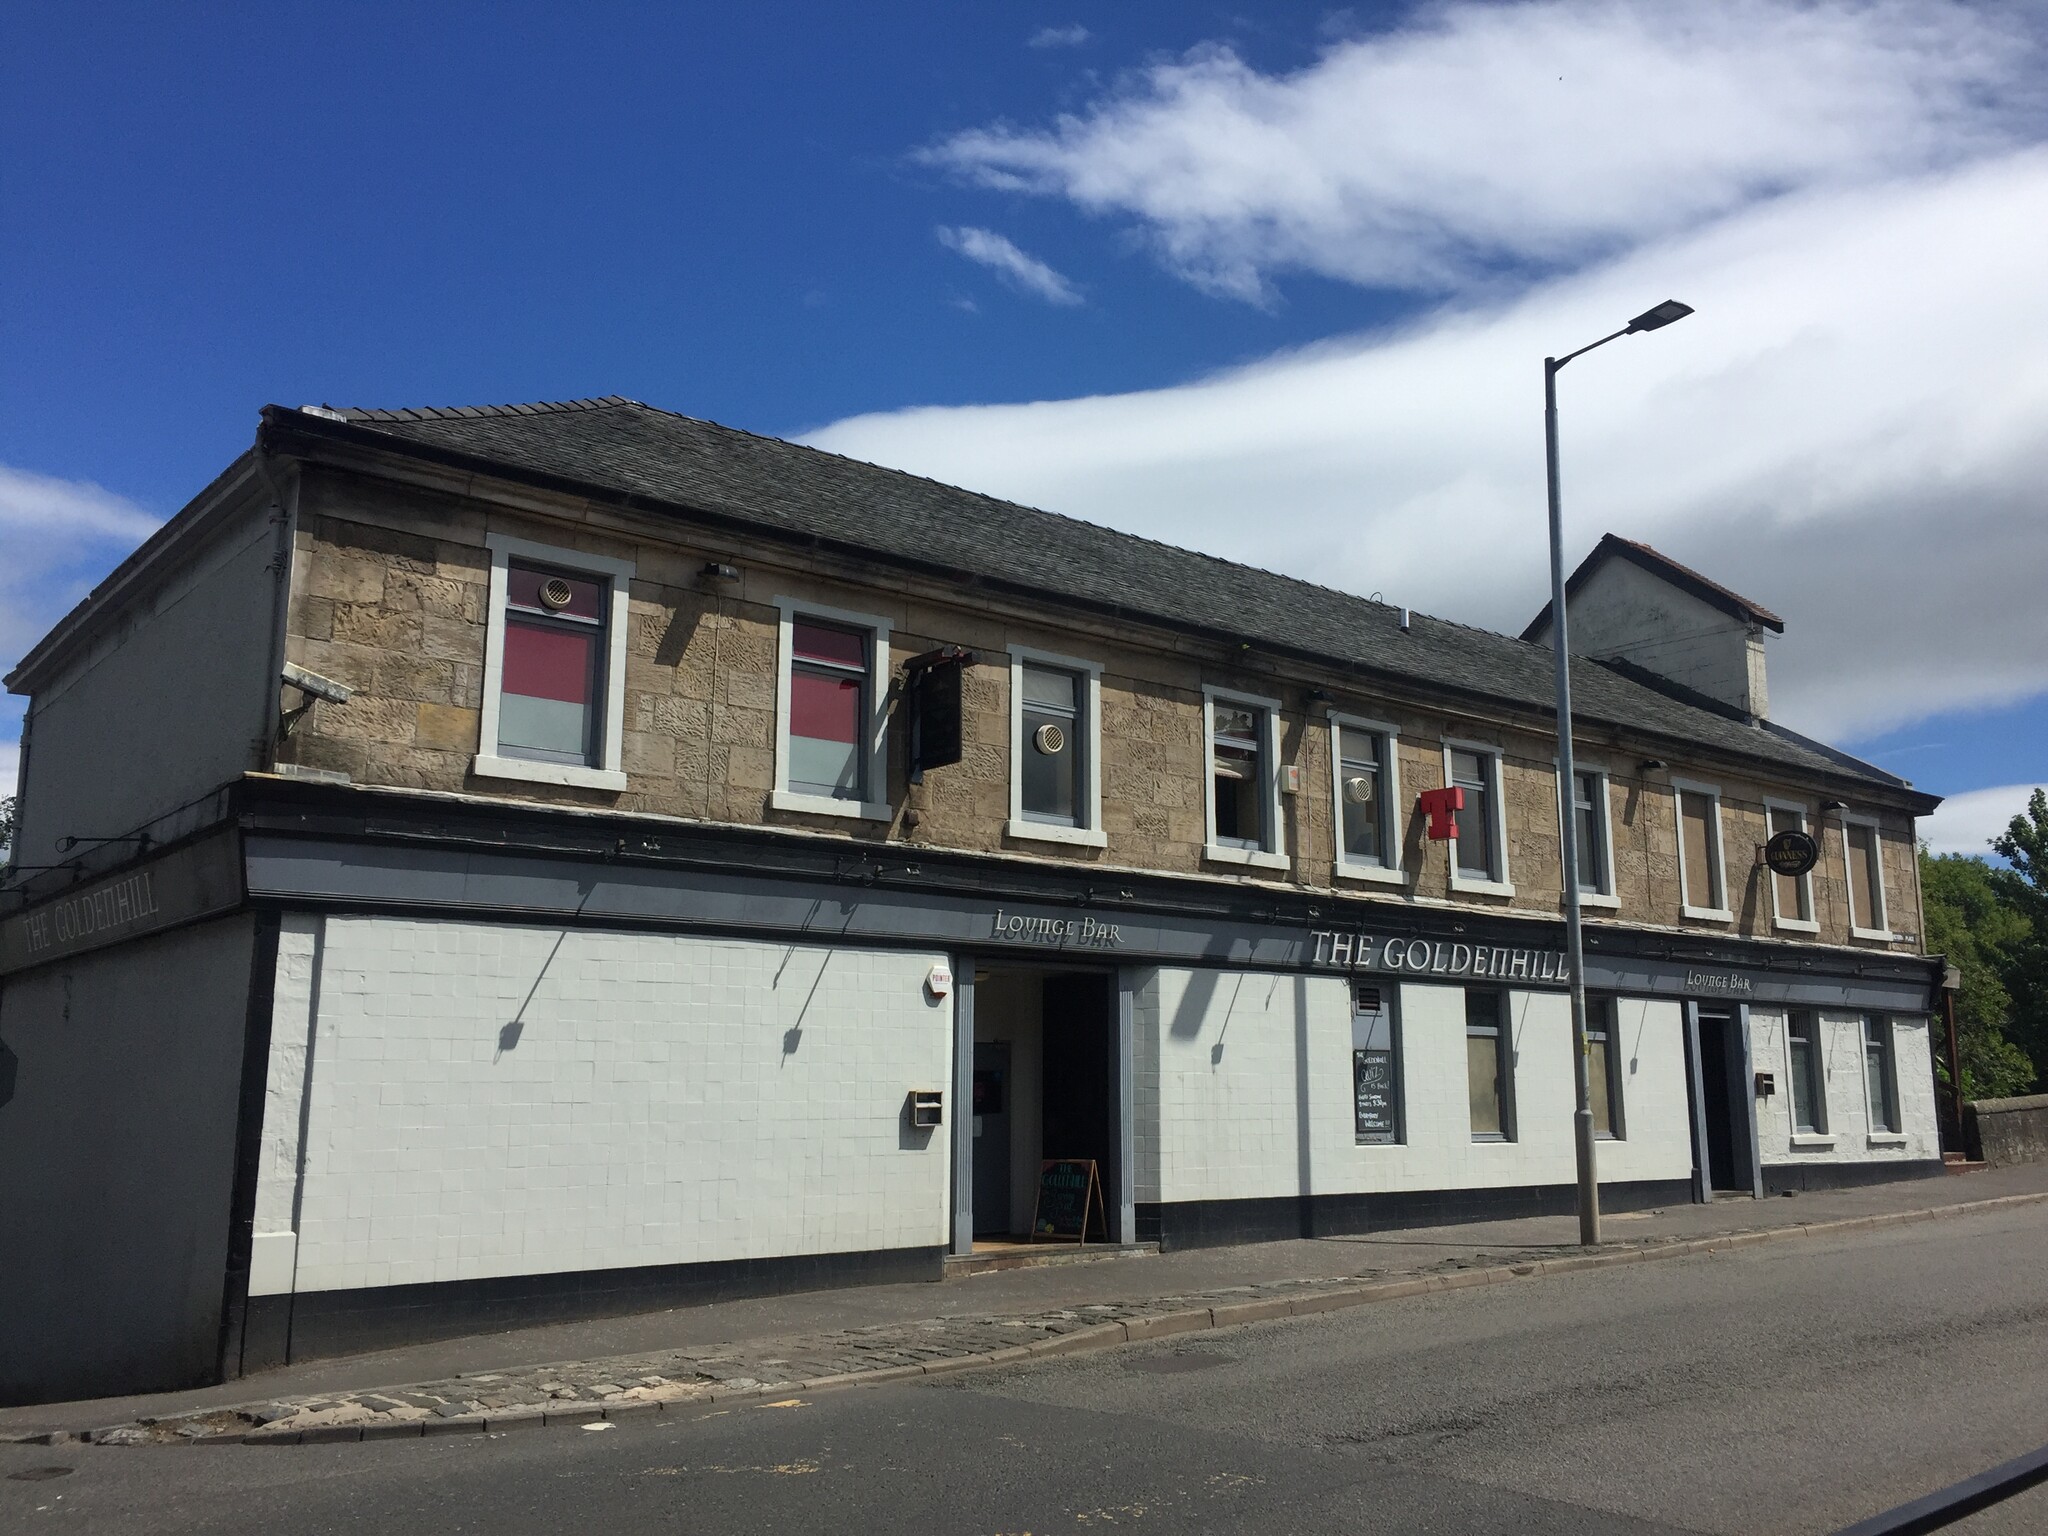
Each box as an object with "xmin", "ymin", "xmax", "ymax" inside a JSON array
[
  {"xmin": 1695, "ymin": 1009, "xmax": 1751, "ymax": 1195},
  {"xmin": 971, "ymin": 1043, "xmax": 1012, "ymax": 1238},
  {"xmin": 967, "ymin": 966, "xmax": 1117, "ymax": 1244}
]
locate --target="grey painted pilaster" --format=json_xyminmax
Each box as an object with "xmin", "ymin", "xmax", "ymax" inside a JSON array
[
  {"xmin": 1738, "ymin": 1002, "xmax": 1764, "ymax": 1199},
  {"xmin": 950, "ymin": 963, "xmax": 975, "ymax": 1256},
  {"xmin": 1684, "ymin": 1001, "xmax": 1711, "ymax": 1205},
  {"xmin": 1115, "ymin": 969, "xmax": 1137, "ymax": 1245}
]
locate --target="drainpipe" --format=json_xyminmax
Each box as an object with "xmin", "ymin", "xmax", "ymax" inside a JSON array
[{"xmin": 252, "ymin": 450, "xmax": 299, "ymax": 768}]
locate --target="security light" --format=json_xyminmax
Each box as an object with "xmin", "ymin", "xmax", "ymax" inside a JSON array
[{"xmin": 1626, "ymin": 300, "xmax": 1694, "ymax": 333}]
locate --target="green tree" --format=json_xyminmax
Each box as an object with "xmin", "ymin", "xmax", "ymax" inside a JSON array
[
  {"xmin": 1990, "ymin": 789, "xmax": 2048, "ymax": 1088},
  {"xmin": 1921, "ymin": 850, "xmax": 2036, "ymax": 1099},
  {"xmin": 0, "ymin": 794, "xmax": 13, "ymax": 858}
]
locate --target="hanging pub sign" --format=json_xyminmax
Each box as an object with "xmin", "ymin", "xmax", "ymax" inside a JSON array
[
  {"xmin": 905, "ymin": 646, "xmax": 975, "ymax": 784},
  {"xmin": 1763, "ymin": 829, "xmax": 1820, "ymax": 878}
]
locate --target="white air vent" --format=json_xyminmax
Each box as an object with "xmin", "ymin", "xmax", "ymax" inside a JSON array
[
  {"xmin": 1343, "ymin": 775, "xmax": 1375, "ymax": 804},
  {"xmin": 1033, "ymin": 723, "xmax": 1066, "ymax": 755},
  {"xmin": 539, "ymin": 577, "xmax": 574, "ymax": 610}
]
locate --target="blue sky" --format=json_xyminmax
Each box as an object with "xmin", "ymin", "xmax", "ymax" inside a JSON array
[{"xmin": 4, "ymin": 2, "xmax": 2044, "ymax": 855}]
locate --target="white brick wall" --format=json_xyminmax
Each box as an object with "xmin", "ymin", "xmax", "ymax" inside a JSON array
[
  {"xmin": 1750, "ymin": 1007, "xmax": 1939, "ymax": 1165},
  {"xmin": 251, "ymin": 916, "xmax": 952, "ymax": 1295},
  {"xmin": 1140, "ymin": 968, "xmax": 1692, "ymax": 1204}
]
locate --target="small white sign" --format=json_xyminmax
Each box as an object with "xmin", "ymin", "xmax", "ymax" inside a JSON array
[{"xmin": 927, "ymin": 962, "xmax": 953, "ymax": 998}]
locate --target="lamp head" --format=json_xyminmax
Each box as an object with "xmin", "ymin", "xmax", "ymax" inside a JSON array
[{"xmin": 1626, "ymin": 300, "xmax": 1693, "ymax": 333}]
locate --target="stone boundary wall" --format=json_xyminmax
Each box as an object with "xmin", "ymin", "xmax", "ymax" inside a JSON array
[{"xmin": 1968, "ymin": 1094, "xmax": 2048, "ymax": 1167}]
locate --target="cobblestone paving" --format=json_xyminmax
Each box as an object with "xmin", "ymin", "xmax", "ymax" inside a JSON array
[{"xmin": 92, "ymin": 1246, "xmax": 1588, "ymax": 1445}]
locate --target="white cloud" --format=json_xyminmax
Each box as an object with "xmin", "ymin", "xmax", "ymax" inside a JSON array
[
  {"xmin": 0, "ymin": 465, "xmax": 160, "ymax": 676},
  {"xmin": 927, "ymin": 0, "xmax": 2039, "ymax": 301},
  {"xmin": 812, "ymin": 148, "xmax": 2048, "ymax": 744},
  {"xmin": 936, "ymin": 226, "xmax": 1083, "ymax": 305},
  {"xmin": 1922, "ymin": 784, "xmax": 2045, "ymax": 857},
  {"xmin": 1029, "ymin": 24, "xmax": 1090, "ymax": 49}
]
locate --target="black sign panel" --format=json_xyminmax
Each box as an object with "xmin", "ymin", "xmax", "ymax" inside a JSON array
[
  {"xmin": 1031, "ymin": 1158, "xmax": 1106, "ymax": 1242},
  {"xmin": 1764, "ymin": 829, "xmax": 1820, "ymax": 878},
  {"xmin": 0, "ymin": 830, "xmax": 244, "ymax": 976},
  {"xmin": 1353, "ymin": 1049, "xmax": 1397, "ymax": 1141},
  {"xmin": 908, "ymin": 656, "xmax": 969, "ymax": 783}
]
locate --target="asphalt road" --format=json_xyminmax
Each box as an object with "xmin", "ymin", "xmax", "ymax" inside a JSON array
[{"xmin": 6, "ymin": 1203, "xmax": 2045, "ymax": 1535}]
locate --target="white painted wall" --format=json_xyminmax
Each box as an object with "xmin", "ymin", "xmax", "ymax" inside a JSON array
[
  {"xmin": 1136, "ymin": 968, "xmax": 1693, "ymax": 1204},
  {"xmin": 13, "ymin": 504, "xmax": 277, "ymax": 868},
  {"xmin": 1534, "ymin": 558, "xmax": 1769, "ymax": 719},
  {"xmin": 249, "ymin": 916, "xmax": 953, "ymax": 1296},
  {"xmin": 1749, "ymin": 1007, "xmax": 1939, "ymax": 1166}
]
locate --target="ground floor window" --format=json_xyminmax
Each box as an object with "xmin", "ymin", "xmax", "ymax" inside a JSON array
[
  {"xmin": 1352, "ymin": 983, "xmax": 1401, "ymax": 1143},
  {"xmin": 1586, "ymin": 994, "xmax": 1624, "ymax": 1139},
  {"xmin": 1863, "ymin": 1016, "xmax": 1899, "ymax": 1133},
  {"xmin": 1465, "ymin": 989, "xmax": 1514, "ymax": 1141},
  {"xmin": 1787, "ymin": 1010, "xmax": 1827, "ymax": 1135}
]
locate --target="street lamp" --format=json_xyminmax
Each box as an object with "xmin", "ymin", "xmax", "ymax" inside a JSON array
[{"xmin": 1545, "ymin": 298, "xmax": 1693, "ymax": 1248}]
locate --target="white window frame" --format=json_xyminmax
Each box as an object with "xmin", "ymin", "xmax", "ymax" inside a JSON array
[
  {"xmin": 1840, "ymin": 812, "xmax": 1893, "ymax": 940},
  {"xmin": 1202, "ymin": 686, "xmax": 1290, "ymax": 872},
  {"xmin": 1671, "ymin": 777, "xmax": 1733, "ymax": 922},
  {"xmin": 1555, "ymin": 760, "xmax": 1619, "ymax": 910},
  {"xmin": 771, "ymin": 596, "xmax": 893, "ymax": 822},
  {"xmin": 475, "ymin": 532, "xmax": 634, "ymax": 792},
  {"xmin": 1329, "ymin": 711, "xmax": 1405, "ymax": 887},
  {"xmin": 1443, "ymin": 739, "xmax": 1514, "ymax": 897},
  {"xmin": 1006, "ymin": 645, "xmax": 1106, "ymax": 848},
  {"xmin": 1784, "ymin": 1009, "xmax": 1833, "ymax": 1145},
  {"xmin": 1763, "ymin": 796, "xmax": 1820, "ymax": 934}
]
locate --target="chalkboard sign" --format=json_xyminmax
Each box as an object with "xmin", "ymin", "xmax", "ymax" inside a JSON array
[
  {"xmin": 1354, "ymin": 1049, "xmax": 1397, "ymax": 1142},
  {"xmin": 1031, "ymin": 1158, "xmax": 1108, "ymax": 1243}
]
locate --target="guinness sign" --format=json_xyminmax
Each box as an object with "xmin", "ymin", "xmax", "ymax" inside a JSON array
[{"xmin": 1763, "ymin": 829, "xmax": 1820, "ymax": 879}]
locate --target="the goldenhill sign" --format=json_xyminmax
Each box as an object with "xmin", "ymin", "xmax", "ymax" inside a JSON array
[
  {"xmin": 1309, "ymin": 930, "xmax": 1573, "ymax": 983},
  {"xmin": 0, "ymin": 833, "xmax": 243, "ymax": 976}
]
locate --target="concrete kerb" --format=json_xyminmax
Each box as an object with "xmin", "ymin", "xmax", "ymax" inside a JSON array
[{"xmin": 52, "ymin": 1188, "xmax": 2048, "ymax": 1451}]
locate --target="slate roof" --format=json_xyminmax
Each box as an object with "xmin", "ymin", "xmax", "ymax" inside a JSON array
[
  {"xmin": 296, "ymin": 397, "xmax": 1915, "ymax": 800},
  {"xmin": 1522, "ymin": 532, "xmax": 1785, "ymax": 640}
]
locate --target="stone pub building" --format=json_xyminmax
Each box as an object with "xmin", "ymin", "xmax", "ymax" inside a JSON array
[{"xmin": 0, "ymin": 399, "xmax": 1942, "ymax": 1404}]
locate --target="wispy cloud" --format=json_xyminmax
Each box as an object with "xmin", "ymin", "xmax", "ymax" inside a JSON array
[
  {"xmin": 927, "ymin": 0, "xmax": 2039, "ymax": 302},
  {"xmin": 1922, "ymin": 783, "xmax": 2046, "ymax": 857},
  {"xmin": 816, "ymin": 147, "xmax": 2048, "ymax": 743},
  {"xmin": 0, "ymin": 464, "xmax": 161, "ymax": 676},
  {"xmin": 1029, "ymin": 25, "xmax": 1090, "ymax": 50},
  {"xmin": 936, "ymin": 226, "xmax": 1083, "ymax": 305}
]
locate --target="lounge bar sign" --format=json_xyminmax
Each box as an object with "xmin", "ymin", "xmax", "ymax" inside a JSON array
[
  {"xmin": 0, "ymin": 832, "xmax": 244, "ymax": 976},
  {"xmin": 989, "ymin": 909, "xmax": 1125, "ymax": 949},
  {"xmin": 1309, "ymin": 930, "xmax": 1573, "ymax": 984}
]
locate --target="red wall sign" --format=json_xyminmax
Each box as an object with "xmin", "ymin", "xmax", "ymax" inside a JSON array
[{"xmin": 1417, "ymin": 786, "xmax": 1464, "ymax": 841}]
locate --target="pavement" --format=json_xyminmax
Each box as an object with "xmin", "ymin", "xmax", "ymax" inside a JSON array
[{"xmin": 6, "ymin": 1163, "xmax": 2045, "ymax": 1451}]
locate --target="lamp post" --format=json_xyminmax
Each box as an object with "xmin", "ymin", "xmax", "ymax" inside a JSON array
[{"xmin": 1545, "ymin": 298, "xmax": 1693, "ymax": 1248}]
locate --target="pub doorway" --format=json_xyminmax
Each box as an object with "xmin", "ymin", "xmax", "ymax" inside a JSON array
[
  {"xmin": 1690, "ymin": 1006, "xmax": 1759, "ymax": 1199},
  {"xmin": 967, "ymin": 964, "xmax": 1118, "ymax": 1244}
]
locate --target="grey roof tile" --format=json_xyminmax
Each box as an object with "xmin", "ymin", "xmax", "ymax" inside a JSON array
[{"xmin": 314, "ymin": 398, "xmax": 1914, "ymax": 798}]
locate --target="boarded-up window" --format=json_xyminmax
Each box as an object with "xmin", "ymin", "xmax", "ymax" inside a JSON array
[
  {"xmin": 1768, "ymin": 804, "xmax": 1812, "ymax": 923},
  {"xmin": 1679, "ymin": 790, "xmax": 1723, "ymax": 911},
  {"xmin": 1847, "ymin": 822, "xmax": 1886, "ymax": 932},
  {"xmin": 1465, "ymin": 989, "xmax": 1511, "ymax": 1139}
]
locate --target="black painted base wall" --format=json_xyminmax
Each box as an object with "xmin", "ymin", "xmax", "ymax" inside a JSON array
[
  {"xmin": 1760, "ymin": 1158, "xmax": 1945, "ymax": 1195},
  {"xmin": 1137, "ymin": 1179, "xmax": 1698, "ymax": 1250},
  {"xmin": 240, "ymin": 1244, "xmax": 946, "ymax": 1371}
]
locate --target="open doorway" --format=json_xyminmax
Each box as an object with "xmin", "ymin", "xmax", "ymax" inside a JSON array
[
  {"xmin": 969, "ymin": 965, "xmax": 1117, "ymax": 1244},
  {"xmin": 1692, "ymin": 1007, "xmax": 1757, "ymax": 1198}
]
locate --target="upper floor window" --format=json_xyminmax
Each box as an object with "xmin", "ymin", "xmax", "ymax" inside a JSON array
[
  {"xmin": 1330, "ymin": 715, "xmax": 1403, "ymax": 885},
  {"xmin": 1787, "ymin": 1010, "xmax": 1827, "ymax": 1136},
  {"xmin": 1674, "ymin": 780, "xmax": 1731, "ymax": 921},
  {"xmin": 477, "ymin": 533, "xmax": 634, "ymax": 792},
  {"xmin": 1007, "ymin": 647, "xmax": 1105, "ymax": 848},
  {"xmin": 1765, "ymin": 799, "xmax": 1819, "ymax": 933},
  {"xmin": 1203, "ymin": 688, "xmax": 1288, "ymax": 871},
  {"xmin": 772, "ymin": 598, "xmax": 892, "ymax": 821},
  {"xmin": 1842, "ymin": 815, "xmax": 1891, "ymax": 939},
  {"xmin": 1563, "ymin": 767, "xmax": 1616, "ymax": 906},
  {"xmin": 1445, "ymin": 742, "xmax": 1512, "ymax": 895}
]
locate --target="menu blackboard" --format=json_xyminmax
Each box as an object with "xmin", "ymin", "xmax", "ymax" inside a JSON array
[
  {"xmin": 1354, "ymin": 1049, "xmax": 1397, "ymax": 1142},
  {"xmin": 1032, "ymin": 1158, "xmax": 1107, "ymax": 1243}
]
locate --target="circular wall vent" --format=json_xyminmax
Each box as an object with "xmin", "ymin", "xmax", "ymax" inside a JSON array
[
  {"xmin": 1343, "ymin": 775, "xmax": 1375, "ymax": 804},
  {"xmin": 1033, "ymin": 723, "xmax": 1067, "ymax": 755},
  {"xmin": 538, "ymin": 577, "xmax": 575, "ymax": 611}
]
